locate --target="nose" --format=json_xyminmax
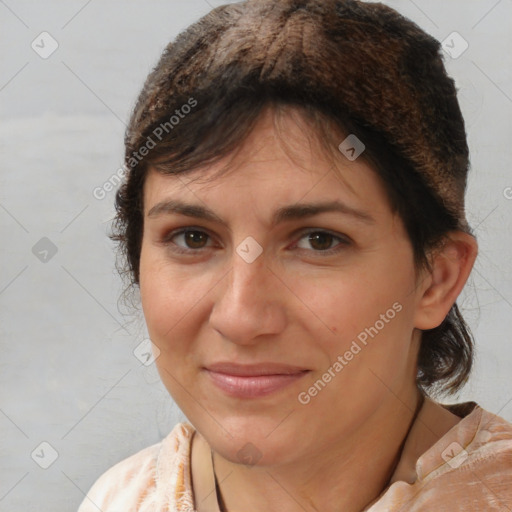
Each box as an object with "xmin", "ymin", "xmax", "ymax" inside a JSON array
[{"xmin": 209, "ymin": 250, "xmax": 287, "ymax": 345}]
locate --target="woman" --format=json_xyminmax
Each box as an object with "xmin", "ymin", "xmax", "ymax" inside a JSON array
[{"xmin": 78, "ymin": 0, "xmax": 512, "ymax": 510}]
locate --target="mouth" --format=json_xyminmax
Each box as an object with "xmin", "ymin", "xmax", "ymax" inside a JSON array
[{"xmin": 203, "ymin": 362, "xmax": 310, "ymax": 398}]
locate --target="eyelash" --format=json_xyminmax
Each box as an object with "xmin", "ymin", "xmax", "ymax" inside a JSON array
[{"xmin": 161, "ymin": 227, "xmax": 351, "ymax": 256}]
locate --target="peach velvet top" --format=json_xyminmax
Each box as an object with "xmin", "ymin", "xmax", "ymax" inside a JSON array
[{"xmin": 77, "ymin": 397, "xmax": 512, "ymax": 511}]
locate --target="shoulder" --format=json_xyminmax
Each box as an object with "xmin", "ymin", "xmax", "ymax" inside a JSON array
[
  {"xmin": 423, "ymin": 405, "xmax": 512, "ymax": 509},
  {"xmin": 370, "ymin": 404, "xmax": 512, "ymax": 511},
  {"xmin": 430, "ymin": 404, "xmax": 512, "ymax": 475},
  {"xmin": 77, "ymin": 422, "xmax": 196, "ymax": 512}
]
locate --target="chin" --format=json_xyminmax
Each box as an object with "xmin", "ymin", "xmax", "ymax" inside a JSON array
[
  {"xmin": 197, "ymin": 415, "xmax": 301, "ymax": 468},
  {"xmin": 215, "ymin": 437, "xmax": 291, "ymax": 468}
]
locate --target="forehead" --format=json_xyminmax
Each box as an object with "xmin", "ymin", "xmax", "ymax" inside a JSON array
[{"xmin": 142, "ymin": 108, "xmax": 392, "ymax": 218}]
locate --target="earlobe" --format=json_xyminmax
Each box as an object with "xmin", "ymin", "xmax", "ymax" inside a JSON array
[{"xmin": 414, "ymin": 232, "xmax": 478, "ymax": 330}]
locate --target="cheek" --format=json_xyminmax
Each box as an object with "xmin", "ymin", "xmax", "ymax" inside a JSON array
[
  {"xmin": 294, "ymin": 264, "xmax": 417, "ymax": 392},
  {"xmin": 299, "ymin": 294, "xmax": 415, "ymax": 417},
  {"xmin": 139, "ymin": 251, "xmax": 218, "ymax": 351},
  {"xmin": 292, "ymin": 269, "xmax": 409, "ymax": 343},
  {"xmin": 139, "ymin": 248, "xmax": 184, "ymax": 341},
  {"xmin": 141, "ymin": 271, "xmax": 193, "ymax": 339},
  {"xmin": 139, "ymin": 259, "xmax": 207, "ymax": 403}
]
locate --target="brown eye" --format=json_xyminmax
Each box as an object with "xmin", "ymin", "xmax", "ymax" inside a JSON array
[
  {"xmin": 164, "ymin": 228, "xmax": 214, "ymax": 253},
  {"xmin": 308, "ymin": 232, "xmax": 335, "ymax": 251},
  {"xmin": 182, "ymin": 230, "xmax": 209, "ymax": 249},
  {"xmin": 295, "ymin": 230, "xmax": 350, "ymax": 254}
]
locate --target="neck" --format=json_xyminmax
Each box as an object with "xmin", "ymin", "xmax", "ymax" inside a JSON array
[{"xmin": 212, "ymin": 387, "xmax": 423, "ymax": 512}]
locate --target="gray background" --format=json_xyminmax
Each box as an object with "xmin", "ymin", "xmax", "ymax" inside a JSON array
[{"xmin": 1, "ymin": 0, "xmax": 511, "ymax": 510}]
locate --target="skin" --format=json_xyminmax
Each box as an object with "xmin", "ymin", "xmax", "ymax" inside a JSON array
[{"xmin": 139, "ymin": 108, "xmax": 478, "ymax": 512}]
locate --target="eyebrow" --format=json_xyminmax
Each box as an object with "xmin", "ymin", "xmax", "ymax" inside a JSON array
[{"xmin": 147, "ymin": 199, "xmax": 375, "ymax": 227}]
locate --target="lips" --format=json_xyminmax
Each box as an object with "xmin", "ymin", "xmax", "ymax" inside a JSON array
[
  {"xmin": 204, "ymin": 361, "xmax": 309, "ymax": 376},
  {"xmin": 203, "ymin": 362, "xmax": 310, "ymax": 398}
]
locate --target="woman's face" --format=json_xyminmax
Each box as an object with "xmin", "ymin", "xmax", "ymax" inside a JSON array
[{"xmin": 139, "ymin": 109, "xmax": 427, "ymax": 466}]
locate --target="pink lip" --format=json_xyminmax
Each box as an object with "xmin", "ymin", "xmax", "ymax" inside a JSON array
[{"xmin": 203, "ymin": 362, "xmax": 310, "ymax": 398}]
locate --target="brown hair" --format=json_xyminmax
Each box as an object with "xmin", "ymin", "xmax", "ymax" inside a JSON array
[{"xmin": 112, "ymin": 0, "xmax": 476, "ymax": 396}]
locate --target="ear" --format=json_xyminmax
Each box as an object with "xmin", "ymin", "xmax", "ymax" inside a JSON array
[{"xmin": 414, "ymin": 231, "xmax": 478, "ymax": 330}]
